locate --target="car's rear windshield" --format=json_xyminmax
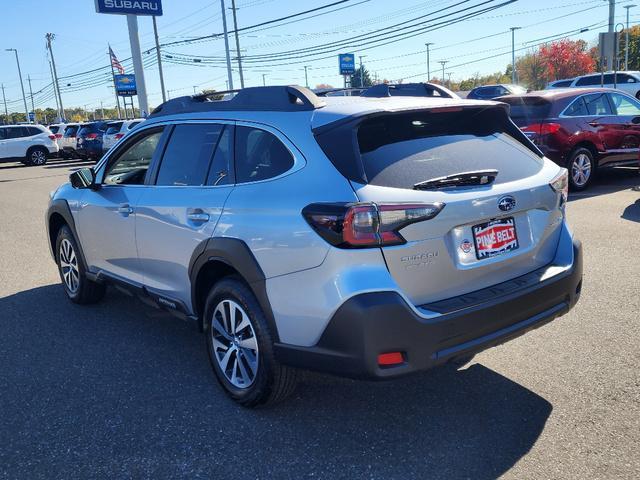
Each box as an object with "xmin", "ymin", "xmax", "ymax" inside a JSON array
[
  {"xmin": 105, "ymin": 122, "xmax": 123, "ymax": 135},
  {"xmin": 500, "ymin": 97, "xmax": 552, "ymax": 126},
  {"xmin": 315, "ymin": 107, "xmax": 543, "ymax": 189},
  {"xmin": 63, "ymin": 126, "xmax": 78, "ymax": 136},
  {"xmin": 49, "ymin": 126, "xmax": 60, "ymax": 134}
]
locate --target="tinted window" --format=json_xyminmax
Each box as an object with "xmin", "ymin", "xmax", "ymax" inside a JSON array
[
  {"xmin": 235, "ymin": 126, "xmax": 294, "ymax": 183},
  {"xmin": 617, "ymin": 73, "xmax": 637, "ymax": 84},
  {"xmin": 156, "ymin": 124, "xmax": 223, "ymax": 186},
  {"xmin": 105, "ymin": 122, "xmax": 123, "ymax": 135},
  {"xmin": 63, "ymin": 126, "xmax": 78, "ymax": 137},
  {"xmin": 476, "ymin": 87, "xmax": 499, "ymax": 97},
  {"xmin": 128, "ymin": 121, "xmax": 141, "ymax": 129},
  {"xmin": 355, "ymin": 110, "xmax": 543, "ymax": 189},
  {"xmin": 575, "ymin": 75, "xmax": 600, "ymax": 86},
  {"xmin": 5, "ymin": 127, "xmax": 27, "ymax": 139},
  {"xmin": 500, "ymin": 97, "xmax": 551, "ymax": 125},
  {"xmin": 552, "ymin": 80, "xmax": 573, "ymax": 87},
  {"xmin": 563, "ymin": 97, "xmax": 589, "ymax": 116},
  {"xmin": 26, "ymin": 127, "xmax": 42, "ymax": 136},
  {"xmin": 206, "ymin": 126, "xmax": 233, "ymax": 186},
  {"xmin": 103, "ymin": 129, "xmax": 163, "ymax": 185},
  {"xmin": 0, "ymin": 128, "xmax": 6, "ymax": 140},
  {"xmin": 609, "ymin": 93, "xmax": 640, "ymax": 115},
  {"xmin": 584, "ymin": 93, "xmax": 612, "ymax": 115},
  {"xmin": 49, "ymin": 126, "xmax": 60, "ymax": 134}
]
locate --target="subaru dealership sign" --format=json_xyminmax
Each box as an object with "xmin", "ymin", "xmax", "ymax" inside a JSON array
[
  {"xmin": 94, "ymin": 0, "xmax": 163, "ymax": 16},
  {"xmin": 338, "ymin": 54, "xmax": 355, "ymax": 75}
]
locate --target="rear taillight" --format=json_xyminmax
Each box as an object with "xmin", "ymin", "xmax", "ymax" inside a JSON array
[
  {"xmin": 520, "ymin": 122, "xmax": 561, "ymax": 135},
  {"xmin": 114, "ymin": 133, "xmax": 125, "ymax": 140},
  {"xmin": 85, "ymin": 133, "xmax": 98, "ymax": 140},
  {"xmin": 549, "ymin": 168, "xmax": 569, "ymax": 206},
  {"xmin": 48, "ymin": 134, "xmax": 56, "ymax": 140},
  {"xmin": 55, "ymin": 133, "xmax": 63, "ymax": 139},
  {"xmin": 303, "ymin": 202, "xmax": 444, "ymax": 248}
]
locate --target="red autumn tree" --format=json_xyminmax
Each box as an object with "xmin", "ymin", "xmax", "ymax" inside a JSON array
[{"xmin": 539, "ymin": 39, "xmax": 596, "ymax": 80}]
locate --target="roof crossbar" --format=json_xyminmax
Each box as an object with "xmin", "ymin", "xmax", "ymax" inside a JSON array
[{"xmin": 150, "ymin": 85, "xmax": 325, "ymax": 117}]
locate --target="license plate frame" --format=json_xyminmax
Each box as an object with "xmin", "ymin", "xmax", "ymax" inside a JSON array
[{"xmin": 472, "ymin": 217, "xmax": 519, "ymax": 260}]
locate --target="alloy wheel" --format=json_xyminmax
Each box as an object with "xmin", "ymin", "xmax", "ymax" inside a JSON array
[
  {"xmin": 571, "ymin": 153, "xmax": 591, "ymax": 187},
  {"xmin": 59, "ymin": 238, "xmax": 79, "ymax": 293},
  {"xmin": 211, "ymin": 299, "xmax": 259, "ymax": 389},
  {"xmin": 31, "ymin": 150, "xmax": 46, "ymax": 165}
]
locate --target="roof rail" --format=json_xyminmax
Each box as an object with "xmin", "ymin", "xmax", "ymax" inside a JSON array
[
  {"xmin": 362, "ymin": 82, "xmax": 459, "ymax": 99},
  {"xmin": 314, "ymin": 87, "xmax": 367, "ymax": 97},
  {"xmin": 149, "ymin": 85, "xmax": 325, "ymax": 117}
]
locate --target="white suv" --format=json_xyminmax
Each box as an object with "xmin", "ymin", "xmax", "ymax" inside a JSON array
[
  {"xmin": 0, "ymin": 124, "xmax": 59, "ymax": 165},
  {"xmin": 547, "ymin": 71, "xmax": 640, "ymax": 98},
  {"xmin": 102, "ymin": 119, "xmax": 144, "ymax": 152}
]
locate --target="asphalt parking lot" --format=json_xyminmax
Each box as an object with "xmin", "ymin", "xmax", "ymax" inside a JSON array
[{"xmin": 0, "ymin": 157, "xmax": 639, "ymax": 479}]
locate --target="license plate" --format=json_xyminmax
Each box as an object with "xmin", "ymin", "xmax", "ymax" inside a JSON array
[{"xmin": 472, "ymin": 217, "xmax": 518, "ymax": 259}]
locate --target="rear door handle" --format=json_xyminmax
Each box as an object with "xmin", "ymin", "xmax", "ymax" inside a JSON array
[
  {"xmin": 187, "ymin": 210, "xmax": 210, "ymax": 223},
  {"xmin": 588, "ymin": 121, "xmax": 600, "ymax": 127},
  {"xmin": 117, "ymin": 204, "xmax": 133, "ymax": 215}
]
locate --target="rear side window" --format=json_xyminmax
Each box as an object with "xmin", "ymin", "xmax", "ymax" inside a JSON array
[
  {"xmin": 106, "ymin": 122, "xmax": 123, "ymax": 135},
  {"xmin": 26, "ymin": 127, "xmax": 42, "ymax": 136},
  {"xmin": 354, "ymin": 110, "xmax": 543, "ymax": 189},
  {"xmin": 235, "ymin": 126, "xmax": 294, "ymax": 183},
  {"xmin": 50, "ymin": 126, "xmax": 60, "ymax": 134},
  {"xmin": 128, "ymin": 121, "xmax": 141, "ymax": 129},
  {"xmin": 563, "ymin": 97, "xmax": 588, "ymax": 116},
  {"xmin": 617, "ymin": 73, "xmax": 637, "ymax": 84},
  {"xmin": 156, "ymin": 124, "xmax": 224, "ymax": 186},
  {"xmin": 5, "ymin": 127, "xmax": 27, "ymax": 139},
  {"xmin": 551, "ymin": 80, "xmax": 573, "ymax": 87},
  {"xmin": 575, "ymin": 75, "xmax": 600, "ymax": 86},
  {"xmin": 583, "ymin": 93, "xmax": 612, "ymax": 115}
]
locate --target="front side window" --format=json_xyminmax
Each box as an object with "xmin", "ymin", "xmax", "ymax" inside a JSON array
[
  {"xmin": 103, "ymin": 129, "xmax": 163, "ymax": 185},
  {"xmin": 583, "ymin": 93, "xmax": 612, "ymax": 115},
  {"xmin": 608, "ymin": 93, "xmax": 640, "ymax": 116},
  {"xmin": 235, "ymin": 126, "xmax": 294, "ymax": 183},
  {"xmin": 155, "ymin": 124, "xmax": 223, "ymax": 186},
  {"xmin": 6, "ymin": 127, "xmax": 26, "ymax": 139},
  {"xmin": 207, "ymin": 125, "xmax": 233, "ymax": 186}
]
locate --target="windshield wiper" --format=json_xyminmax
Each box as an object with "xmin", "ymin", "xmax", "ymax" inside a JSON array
[{"xmin": 413, "ymin": 169, "xmax": 498, "ymax": 190}]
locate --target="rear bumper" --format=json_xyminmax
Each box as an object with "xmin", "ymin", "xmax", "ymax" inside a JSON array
[
  {"xmin": 76, "ymin": 144, "xmax": 102, "ymax": 159},
  {"xmin": 275, "ymin": 238, "xmax": 583, "ymax": 379}
]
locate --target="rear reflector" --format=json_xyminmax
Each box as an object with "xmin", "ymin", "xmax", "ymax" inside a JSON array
[
  {"xmin": 378, "ymin": 352, "xmax": 404, "ymax": 366},
  {"xmin": 303, "ymin": 202, "xmax": 444, "ymax": 248}
]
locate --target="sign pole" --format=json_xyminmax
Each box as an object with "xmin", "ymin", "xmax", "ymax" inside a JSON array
[{"xmin": 126, "ymin": 14, "xmax": 149, "ymax": 116}]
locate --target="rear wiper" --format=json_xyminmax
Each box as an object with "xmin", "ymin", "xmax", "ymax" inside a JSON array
[{"xmin": 413, "ymin": 169, "xmax": 498, "ymax": 190}]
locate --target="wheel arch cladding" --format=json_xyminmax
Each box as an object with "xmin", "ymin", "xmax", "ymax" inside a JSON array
[
  {"xmin": 189, "ymin": 237, "xmax": 280, "ymax": 341},
  {"xmin": 47, "ymin": 200, "xmax": 79, "ymax": 262}
]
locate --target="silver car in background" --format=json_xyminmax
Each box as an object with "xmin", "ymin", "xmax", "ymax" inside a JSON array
[
  {"xmin": 45, "ymin": 86, "xmax": 583, "ymax": 407},
  {"xmin": 102, "ymin": 118, "xmax": 144, "ymax": 152}
]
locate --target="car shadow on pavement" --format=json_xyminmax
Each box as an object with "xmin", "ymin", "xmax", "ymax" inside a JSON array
[
  {"xmin": 621, "ymin": 199, "xmax": 640, "ymax": 223},
  {"xmin": 0, "ymin": 284, "xmax": 551, "ymax": 479},
  {"xmin": 568, "ymin": 167, "xmax": 639, "ymax": 202}
]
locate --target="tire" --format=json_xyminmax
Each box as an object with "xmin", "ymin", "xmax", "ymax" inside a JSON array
[
  {"xmin": 568, "ymin": 147, "xmax": 595, "ymax": 191},
  {"xmin": 25, "ymin": 146, "xmax": 48, "ymax": 166},
  {"xmin": 635, "ymin": 90, "xmax": 640, "ymax": 100},
  {"xmin": 204, "ymin": 277, "xmax": 299, "ymax": 407},
  {"xmin": 55, "ymin": 225, "xmax": 106, "ymax": 304}
]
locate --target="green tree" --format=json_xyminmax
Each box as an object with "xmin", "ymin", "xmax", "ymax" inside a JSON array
[
  {"xmin": 351, "ymin": 66, "xmax": 373, "ymax": 88},
  {"xmin": 618, "ymin": 25, "xmax": 640, "ymax": 70},
  {"xmin": 516, "ymin": 52, "xmax": 547, "ymax": 90}
]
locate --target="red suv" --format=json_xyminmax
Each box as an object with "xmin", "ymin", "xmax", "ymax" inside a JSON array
[{"xmin": 500, "ymin": 88, "xmax": 640, "ymax": 190}]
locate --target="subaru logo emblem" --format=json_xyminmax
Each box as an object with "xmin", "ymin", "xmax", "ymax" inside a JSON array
[{"xmin": 498, "ymin": 195, "xmax": 516, "ymax": 212}]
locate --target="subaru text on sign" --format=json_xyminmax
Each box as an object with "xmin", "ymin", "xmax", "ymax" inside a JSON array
[{"xmin": 94, "ymin": 0, "xmax": 163, "ymax": 16}]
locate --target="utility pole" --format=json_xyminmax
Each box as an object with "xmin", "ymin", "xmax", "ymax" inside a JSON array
[
  {"xmin": 6, "ymin": 48, "xmax": 29, "ymax": 124},
  {"xmin": 193, "ymin": 85, "xmax": 198, "ymax": 94},
  {"xmin": 446, "ymin": 72, "xmax": 453, "ymax": 88},
  {"xmin": 100, "ymin": 101, "xmax": 104, "ymax": 119},
  {"xmin": 229, "ymin": 0, "xmax": 245, "ymax": 88},
  {"xmin": 359, "ymin": 55, "xmax": 367, "ymax": 87},
  {"xmin": 27, "ymin": 75, "xmax": 35, "ymax": 123},
  {"xmin": 625, "ymin": 4, "xmax": 637, "ymax": 70},
  {"xmin": 262, "ymin": 74, "xmax": 266, "ymax": 86},
  {"xmin": 48, "ymin": 60, "xmax": 61, "ymax": 120},
  {"xmin": 438, "ymin": 60, "xmax": 448, "ymax": 84},
  {"xmin": 108, "ymin": 46, "xmax": 122, "ymax": 119},
  {"xmin": 425, "ymin": 42, "xmax": 433, "ymax": 81},
  {"xmin": 1, "ymin": 84, "xmax": 8, "ymax": 123},
  {"xmin": 152, "ymin": 16, "xmax": 167, "ymax": 103},
  {"xmin": 220, "ymin": 0, "xmax": 234, "ymax": 90},
  {"xmin": 608, "ymin": 0, "xmax": 616, "ymax": 70},
  {"xmin": 510, "ymin": 27, "xmax": 521, "ymax": 84},
  {"xmin": 126, "ymin": 15, "xmax": 149, "ymax": 116},
  {"xmin": 45, "ymin": 34, "xmax": 64, "ymax": 121},
  {"xmin": 304, "ymin": 66, "xmax": 309, "ymax": 87}
]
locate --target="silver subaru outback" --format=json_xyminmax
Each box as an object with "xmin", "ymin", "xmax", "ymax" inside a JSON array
[{"xmin": 45, "ymin": 85, "xmax": 582, "ymax": 406}]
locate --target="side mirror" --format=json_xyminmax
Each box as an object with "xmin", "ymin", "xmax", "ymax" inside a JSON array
[{"xmin": 69, "ymin": 167, "xmax": 97, "ymax": 189}]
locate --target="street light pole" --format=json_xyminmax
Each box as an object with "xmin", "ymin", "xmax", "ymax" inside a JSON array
[
  {"xmin": 510, "ymin": 27, "xmax": 521, "ymax": 84},
  {"xmin": 45, "ymin": 34, "xmax": 64, "ymax": 121},
  {"xmin": 624, "ymin": 4, "xmax": 637, "ymax": 70},
  {"xmin": 27, "ymin": 75, "xmax": 35, "ymax": 123},
  {"xmin": 438, "ymin": 60, "xmax": 448, "ymax": 84},
  {"xmin": 6, "ymin": 49, "xmax": 29, "ymax": 124},
  {"xmin": 152, "ymin": 16, "xmax": 167, "ymax": 103},
  {"xmin": 262, "ymin": 74, "xmax": 266, "ymax": 86},
  {"xmin": 359, "ymin": 55, "xmax": 367, "ymax": 87},
  {"xmin": 304, "ymin": 66, "xmax": 309, "ymax": 87},
  {"xmin": 425, "ymin": 42, "xmax": 433, "ymax": 81},
  {"xmin": 219, "ymin": 0, "xmax": 234, "ymax": 90},
  {"xmin": 1, "ymin": 84, "xmax": 8, "ymax": 122}
]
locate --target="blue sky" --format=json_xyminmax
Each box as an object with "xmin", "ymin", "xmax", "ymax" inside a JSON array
[{"xmin": 0, "ymin": 0, "xmax": 637, "ymax": 113}]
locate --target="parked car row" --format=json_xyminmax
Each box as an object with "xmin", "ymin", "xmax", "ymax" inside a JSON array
[
  {"xmin": 0, "ymin": 124, "xmax": 59, "ymax": 165},
  {"xmin": 547, "ymin": 71, "xmax": 640, "ymax": 99}
]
